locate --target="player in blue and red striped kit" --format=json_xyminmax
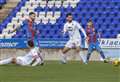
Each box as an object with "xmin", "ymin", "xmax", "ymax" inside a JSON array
[
  {"xmin": 12, "ymin": 12, "xmax": 39, "ymax": 46},
  {"xmin": 10, "ymin": 12, "xmax": 44, "ymax": 65},
  {"xmin": 85, "ymin": 20, "xmax": 107, "ymax": 64}
]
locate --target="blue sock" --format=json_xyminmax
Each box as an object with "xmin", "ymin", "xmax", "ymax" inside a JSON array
[
  {"xmin": 100, "ymin": 51, "xmax": 105, "ymax": 59},
  {"xmin": 86, "ymin": 53, "xmax": 91, "ymax": 63}
]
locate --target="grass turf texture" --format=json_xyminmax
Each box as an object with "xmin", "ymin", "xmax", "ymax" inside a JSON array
[{"xmin": 0, "ymin": 61, "xmax": 119, "ymax": 82}]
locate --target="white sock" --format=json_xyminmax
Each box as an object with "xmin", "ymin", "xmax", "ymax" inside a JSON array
[
  {"xmin": 60, "ymin": 53, "xmax": 67, "ymax": 63},
  {"xmin": 79, "ymin": 51, "xmax": 86, "ymax": 63},
  {"xmin": 0, "ymin": 58, "xmax": 12, "ymax": 65}
]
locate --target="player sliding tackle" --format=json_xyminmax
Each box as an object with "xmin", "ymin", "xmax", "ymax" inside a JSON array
[
  {"xmin": 7, "ymin": 12, "xmax": 44, "ymax": 65},
  {"xmin": 60, "ymin": 13, "xmax": 87, "ymax": 64},
  {"xmin": 85, "ymin": 19, "xmax": 107, "ymax": 64},
  {"xmin": 0, "ymin": 40, "xmax": 44, "ymax": 66}
]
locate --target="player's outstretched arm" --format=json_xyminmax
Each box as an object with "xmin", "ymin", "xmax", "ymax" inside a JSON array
[{"xmin": 10, "ymin": 24, "xmax": 21, "ymax": 33}]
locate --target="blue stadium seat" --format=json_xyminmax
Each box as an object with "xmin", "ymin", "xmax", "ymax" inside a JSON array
[
  {"xmin": 0, "ymin": 0, "xmax": 6, "ymax": 5},
  {"xmin": 35, "ymin": 6, "xmax": 44, "ymax": 12}
]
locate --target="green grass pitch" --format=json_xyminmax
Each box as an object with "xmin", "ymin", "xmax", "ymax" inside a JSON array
[{"xmin": 0, "ymin": 61, "xmax": 119, "ymax": 82}]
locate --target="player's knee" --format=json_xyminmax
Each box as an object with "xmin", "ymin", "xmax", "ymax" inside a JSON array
[
  {"xmin": 62, "ymin": 49, "xmax": 67, "ymax": 54},
  {"xmin": 76, "ymin": 47, "xmax": 80, "ymax": 53},
  {"xmin": 62, "ymin": 48, "xmax": 69, "ymax": 54},
  {"xmin": 76, "ymin": 49, "xmax": 80, "ymax": 53}
]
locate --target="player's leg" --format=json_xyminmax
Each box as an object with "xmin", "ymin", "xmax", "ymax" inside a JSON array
[
  {"xmin": 38, "ymin": 49, "xmax": 44, "ymax": 65},
  {"xmin": 75, "ymin": 46, "xmax": 86, "ymax": 63},
  {"xmin": 0, "ymin": 57, "xmax": 16, "ymax": 65},
  {"xmin": 95, "ymin": 43, "xmax": 107, "ymax": 62},
  {"xmin": 15, "ymin": 57, "xmax": 27, "ymax": 66},
  {"xmin": 35, "ymin": 32, "xmax": 44, "ymax": 65},
  {"xmin": 86, "ymin": 43, "xmax": 94, "ymax": 63},
  {"xmin": 60, "ymin": 40, "xmax": 72, "ymax": 63},
  {"xmin": 60, "ymin": 47, "xmax": 71, "ymax": 64},
  {"xmin": 74, "ymin": 40, "xmax": 86, "ymax": 63},
  {"xmin": 34, "ymin": 36, "xmax": 38, "ymax": 47}
]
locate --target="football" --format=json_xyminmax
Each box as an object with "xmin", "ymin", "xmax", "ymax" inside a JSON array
[{"xmin": 113, "ymin": 59, "xmax": 119, "ymax": 66}]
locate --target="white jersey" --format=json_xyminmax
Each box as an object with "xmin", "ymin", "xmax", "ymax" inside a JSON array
[
  {"xmin": 16, "ymin": 47, "xmax": 41, "ymax": 66},
  {"xmin": 63, "ymin": 20, "xmax": 86, "ymax": 40}
]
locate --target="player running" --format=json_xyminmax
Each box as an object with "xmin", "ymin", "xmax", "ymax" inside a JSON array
[
  {"xmin": 60, "ymin": 13, "xmax": 87, "ymax": 64},
  {"xmin": 85, "ymin": 20, "xmax": 107, "ymax": 64},
  {"xmin": 12, "ymin": 12, "xmax": 39, "ymax": 46},
  {"xmin": 0, "ymin": 40, "xmax": 44, "ymax": 66}
]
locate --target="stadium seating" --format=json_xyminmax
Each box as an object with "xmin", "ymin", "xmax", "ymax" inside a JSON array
[
  {"xmin": 0, "ymin": 0, "xmax": 6, "ymax": 5},
  {"xmin": 0, "ymin": 0, "xmax": 6, "ymax": 9},
  {"xmin": 0, "ymin": 0, "xmax": 120, "ymax": 39}
]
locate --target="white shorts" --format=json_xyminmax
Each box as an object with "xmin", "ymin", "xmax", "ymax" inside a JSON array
[
  {"xmin": 65, "ymin": 39, "xmax": 81, "ymax": 48},
  {"xmin": 16, "ymin": 57, "xmax": 28, "ymax": 66}
]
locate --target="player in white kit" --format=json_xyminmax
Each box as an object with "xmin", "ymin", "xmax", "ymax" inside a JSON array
[
  {"xmin": 60, "ymin": 13, "xmax": 87, "ymax": 64},
  {"xmin": 0, "ymin": 40, "xmax": 44, "ymax": 66}
]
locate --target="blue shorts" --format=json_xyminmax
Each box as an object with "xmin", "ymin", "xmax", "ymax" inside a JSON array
[{"xmin": 88, "ymin": 41, "xmax": 102, "ymax": 54}]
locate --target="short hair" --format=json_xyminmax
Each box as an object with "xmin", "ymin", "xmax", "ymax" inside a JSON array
[
  {"xmin": 29, "ymin": 12, "xmax": 35, "ymax": 16},
  {"xmin": 27, "ymin": 40, "xmax": 34, "ymax": 47},
  {"xmin": 66, "ymin": 13, "xmax": 72, "ymax": 17},
  {"xmin": 88, "ymin": 19, "xmax": 93, "ymax": 22}
]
